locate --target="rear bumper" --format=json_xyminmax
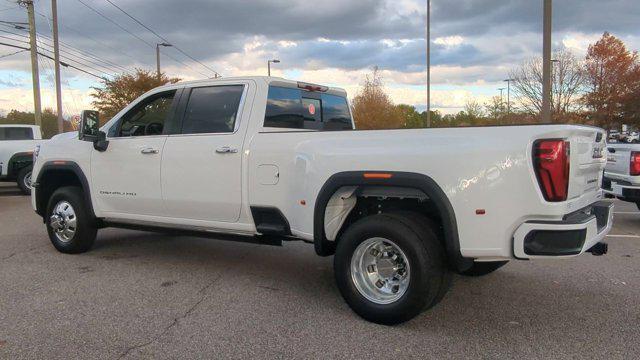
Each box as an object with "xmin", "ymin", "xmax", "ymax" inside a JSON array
[
  {"xmin": 603, "ymin": 176, "xmax": 640, "ymax": 202},
  {"xmin": 513, "ymin": 201, "xmax": 614, "ymax": 259}
]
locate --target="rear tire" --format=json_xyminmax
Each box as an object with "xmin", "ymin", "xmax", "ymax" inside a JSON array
[
  {"xmin": 334, "ymin": 213, "xmax": 449, "ymax": 325},
  {"xmin": 457, "ymin": 261, "xmax": 508, "ymax": 277},
  {"xmin": 17, "ymin": 165, "xmax": 32, "ymax": 195},
  {"xmin": 46, "ymin": 186, "xmax": 97, "ymax": 254}
]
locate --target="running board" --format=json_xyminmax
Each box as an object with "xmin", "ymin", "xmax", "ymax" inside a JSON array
[{"xmin": 102, "ymin": 221, "xmax": 284, "ymax": 247}]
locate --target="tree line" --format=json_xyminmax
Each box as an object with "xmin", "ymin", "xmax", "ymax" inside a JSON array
[{"xmin": 352, "ymin": 32, "xmax": 640, "ymax": 130}]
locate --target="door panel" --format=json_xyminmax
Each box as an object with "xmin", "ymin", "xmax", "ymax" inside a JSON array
[
  {"xmin": 161, "ymin": 134, "xmax": 243, "ymax": 222},
  {"xmin": 161, "ymin": 84, "xmax": 246, "ymax": 222},
  {"xmin": 91, "ymin": 136, "xmax": 167, "ymax": 216}
]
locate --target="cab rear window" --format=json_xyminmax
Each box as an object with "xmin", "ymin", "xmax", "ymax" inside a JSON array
[
  {"xmin": 264, "ymin": 86, "xmax": 353, "ymax": 130},
  {"xmin": 0, "ymin": 127, "xmax": 33, "ymax": 140}
]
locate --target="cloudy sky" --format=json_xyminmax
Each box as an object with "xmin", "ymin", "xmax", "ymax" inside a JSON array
[{"xmin": 0, "ymin": 0, "xmax": 638, "ymax": 117}]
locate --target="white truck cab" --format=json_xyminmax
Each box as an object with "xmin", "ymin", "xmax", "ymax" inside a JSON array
[
  {"xmin": 31, "ymin": 76, "xmax": 613, "ymax": 324},
  {"xmin": 0, "ymin": 124, "xmax": 43, "ymax": 194}
]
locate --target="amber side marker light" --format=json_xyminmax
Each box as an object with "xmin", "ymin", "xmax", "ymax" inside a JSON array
[
  {"xmin": 476, "ymin": 209, "xmax": 486, "ymax": 215},
  {"xmin": 52, "ymin": 161, "xmax": 67, "ymax": 165},
  {"xmin": 363, "ymin": 173, "xmax": 393, "ymax": 179}
]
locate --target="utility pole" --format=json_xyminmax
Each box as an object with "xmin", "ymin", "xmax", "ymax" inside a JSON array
[
  {"xmin": 426, "ymin": 0, "xmax": 431, "ymax": 128},
  {"xmin": 19, "ymin": 0, "xmax": 42, "ymax": 127},
  {"xmin": 51, "ymin": 0, "xmax": 63, "ymax": 133},
  {"xmin": 541, "ymin": 0, "xmax": 552, "ymax": 123}
]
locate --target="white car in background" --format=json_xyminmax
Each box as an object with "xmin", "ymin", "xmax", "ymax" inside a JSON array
[{"xmin": 0, "ymin": 124, "xmax": 43, "ymax": 194}]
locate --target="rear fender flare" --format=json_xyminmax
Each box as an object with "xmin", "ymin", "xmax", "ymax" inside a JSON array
[{"xmin": 313, "ymin": 171, "xmax": 472, "ymax": 271}]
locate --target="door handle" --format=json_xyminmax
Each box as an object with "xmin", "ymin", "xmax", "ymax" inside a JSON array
[
  {"xmin": 140, "ymin": 147, "xmax": 159, "ymax": 155},
  {"xmin": 216, "ymin": 146, "xmax": 238, "ymax": 154}
]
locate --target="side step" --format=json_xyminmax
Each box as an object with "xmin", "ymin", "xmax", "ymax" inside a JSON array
[{"xmin": 103, "ymin": 221, "xmax": 284, "ymax": 247}]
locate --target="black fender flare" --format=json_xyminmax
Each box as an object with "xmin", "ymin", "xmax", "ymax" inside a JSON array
[
  {"xmin": 34, "ymin": 161, "xmax": 96, "ymax": 219},
  {"xmin": 313, "ymin": 171, "xmax": 472, "ymax": 271},
  {"xmin": 7, "ymin": 152, "xmax": 34, "ymax": 178}
]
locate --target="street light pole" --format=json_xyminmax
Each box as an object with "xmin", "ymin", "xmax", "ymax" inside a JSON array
[
  {"xmin": 504, "ymin": 78, "xmax": 515, "ymax": 117},
  {"xmin": 542, "ymin": 0, "xmax": 552, "ymax": 123},
  {"xmin": 426, "ymin": 0, "xmax": 431, "ymax": 128},
  {"xmin": 156, "ymin": 43, "xmax": 172, "ymax": 81},
  {"xmin": 498, "ymin": 88, "xmax": 505, "ymax": 103},
  {"xmin": 267, "ymin": 59, "xmax": 280, "ymax": 76}
]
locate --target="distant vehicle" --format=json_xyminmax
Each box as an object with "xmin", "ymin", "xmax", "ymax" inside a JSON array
[
  {"xmin": 625, "ymin": 132, "xmax": 640, "ymax": 143},
  {"xmin": 31, "ymin": 77, "xmax": 613, "ymax": 325},
  {"xmin": 0, "ymin": 124, "xmax": 43, "ymax": 194},
  {"xmin": 604, "ymin": 143, "xmax": 640, "ymax": 208},
  {"xmin": 608, "ymin": 130, "xmax": 620, "ymax": 142}
]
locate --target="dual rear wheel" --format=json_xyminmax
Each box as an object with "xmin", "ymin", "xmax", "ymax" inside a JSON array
[{"xmin": 334, "ymin": 212, "xmax": 507, "ymax": 325}]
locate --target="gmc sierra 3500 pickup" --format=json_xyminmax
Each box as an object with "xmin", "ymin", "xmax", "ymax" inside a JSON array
[{"xmin": 31, "ymin": 76, "xmax": 613, "ymax": 325}]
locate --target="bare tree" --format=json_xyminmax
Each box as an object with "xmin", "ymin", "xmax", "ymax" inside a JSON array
[{"xmin": 509, "ymin": 50, "xmax": 586, "ymax": 120}]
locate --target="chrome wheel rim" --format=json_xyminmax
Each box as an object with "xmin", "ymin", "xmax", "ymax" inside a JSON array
[
  {"xmin": 50, "ymin": 201, "xmax": 77, "ymax": 243},
  {"xmin": 23, "ymin": 171, "xmax": 32, "ymax": 189},
  {"xmin": 350, "ymin": 237, "xmax": 410, "ymax": 305}
]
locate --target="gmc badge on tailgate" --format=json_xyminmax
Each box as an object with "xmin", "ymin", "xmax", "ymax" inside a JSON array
[{"xmin": 593, "ymin": 146, "xmax": 604, "ymax": 159}]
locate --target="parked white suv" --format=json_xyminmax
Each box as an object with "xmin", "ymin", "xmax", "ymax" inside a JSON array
[
  {"xmin": 31, "ymin": 77, "xmax": 613, "ymax": 324},
  {"xmin": 0, "ymin": 124, "xmax": 43, "ymax": 194}
]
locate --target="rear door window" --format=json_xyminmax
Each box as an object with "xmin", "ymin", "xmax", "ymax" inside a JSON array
[
  {"xmin": 180, "ymin": 85, "xmax": 245, "ymax": 134},
  {"xmin": 0, "ymin": 127, "xmax": 33, "ymax": 140},
  {"xmin": 264, "ymin": 86, "xmax": 353, "ymax": 131}
]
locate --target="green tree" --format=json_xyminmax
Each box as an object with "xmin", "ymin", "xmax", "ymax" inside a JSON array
[{"xmin": 91, "ymin": 69, "xmax": 180, "ymax": 123}]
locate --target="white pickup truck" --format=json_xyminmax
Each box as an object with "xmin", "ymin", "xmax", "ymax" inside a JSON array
[
  {"xmin": 603, "ymin": 143, "xmax": 640, "ymax": 208},
  {"xmin": 0, "ymin": 124, "xmax": 43, "ymax": 194},
  {"xmin": 31, "ymin": 77, "xmax": 613, "ymax": 325}
]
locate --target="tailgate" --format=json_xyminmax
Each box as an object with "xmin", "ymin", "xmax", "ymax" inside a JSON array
[
  {"xmin": 567, "ymin": 128, "xmax": 607, "ymax": 200},
  {"xmin": 605, "ymin": 144, "xmax": 631, "ymax": 177}
]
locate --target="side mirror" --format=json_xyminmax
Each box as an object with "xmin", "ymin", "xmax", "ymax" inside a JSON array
[
  {"xmin": 79, "ymin": 110, "xmax": 109, "ymax": 152},
  {"xmin": 79, "ymin": 110, "xmax": 100, "ymax": 141}
]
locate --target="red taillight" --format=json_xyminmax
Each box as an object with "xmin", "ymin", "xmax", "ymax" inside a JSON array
[
  {"xmin": 534, "ymin": 139, "xmax": 570, "ymax": 202},
  {"xmin": 630, "ymin": 152, "xmax": 640, "ymax": 176}
]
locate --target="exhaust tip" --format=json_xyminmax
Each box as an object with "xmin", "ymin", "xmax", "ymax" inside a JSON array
[{"xmin": 587, "ymin": 242, "xmax": 608, "ymax": 256}]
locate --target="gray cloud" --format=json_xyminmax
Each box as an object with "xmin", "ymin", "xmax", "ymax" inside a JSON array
[{"xmin": 0, "ymin": 0, "xmax": 637, "ymax": 82}]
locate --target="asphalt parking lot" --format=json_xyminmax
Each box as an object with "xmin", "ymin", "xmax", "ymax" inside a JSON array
[{"xmin": 0, "ymin": 182, "xmax": 638, "ymax": 359}]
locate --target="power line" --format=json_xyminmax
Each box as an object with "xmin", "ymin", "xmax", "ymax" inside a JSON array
[
  {"xmin": 29, "ymin": 5, "xmax": 132, "ymax": 74},
  {"xmin": 0, "ymin": 48, "xmax": 25, "ymax": 58},
  {"xmin": 0, "ymin": 41, "xmax": 106, "ymax": 80},
  {"xmin": 0, "ymin": 24, "xmax": 130, "ymax": 75},
  {"xmin": 104, "ymin": 0, "xmax": 220, "ymax": 77},
  {"xmin": 0, "ymin": 28, "xmax": 123, "ymax": 76},
  {"xmin": 73, "ymin": 0, "xmax": 210, "ymax": 78}
]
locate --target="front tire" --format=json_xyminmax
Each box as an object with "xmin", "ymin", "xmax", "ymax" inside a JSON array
[
  {"xmin": 17, "ymin": 165, "xmax": 33, "ymax": 195},
  {"xmin": 334, "ymin": 213, "xmax": 449, "ymax": 325},
  {"xmin": 46, "ymin": 186, "xmax": 97, "ymax": 254},
  {"xmin": 457, "ymin": 261, "xmax": 508, "ymax": 277}
]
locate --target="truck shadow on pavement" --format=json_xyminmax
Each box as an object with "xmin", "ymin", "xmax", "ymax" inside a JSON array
[
  {"xmin": 0, "ymin": 186, "xmax": 24, "ymax": 197},
  {"xmin": 86, "ymin": 229, "xmax": 632, "ymax": 339}
]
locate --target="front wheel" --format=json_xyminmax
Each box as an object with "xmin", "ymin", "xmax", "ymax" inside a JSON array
[
  {"xmin": 457, "ymin": 261, "xmax": 508, "ymax": 277},
  {"xmin": 17, "ymin": 165, "xmax": 32, "ymax": 195},
  {"xmin": 334, "ymin": 213, "xmax": 450, "ymax": 325},
  {"xmin": 46, "ymin": 186, "xmax": 97, "ymax": 254}
]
